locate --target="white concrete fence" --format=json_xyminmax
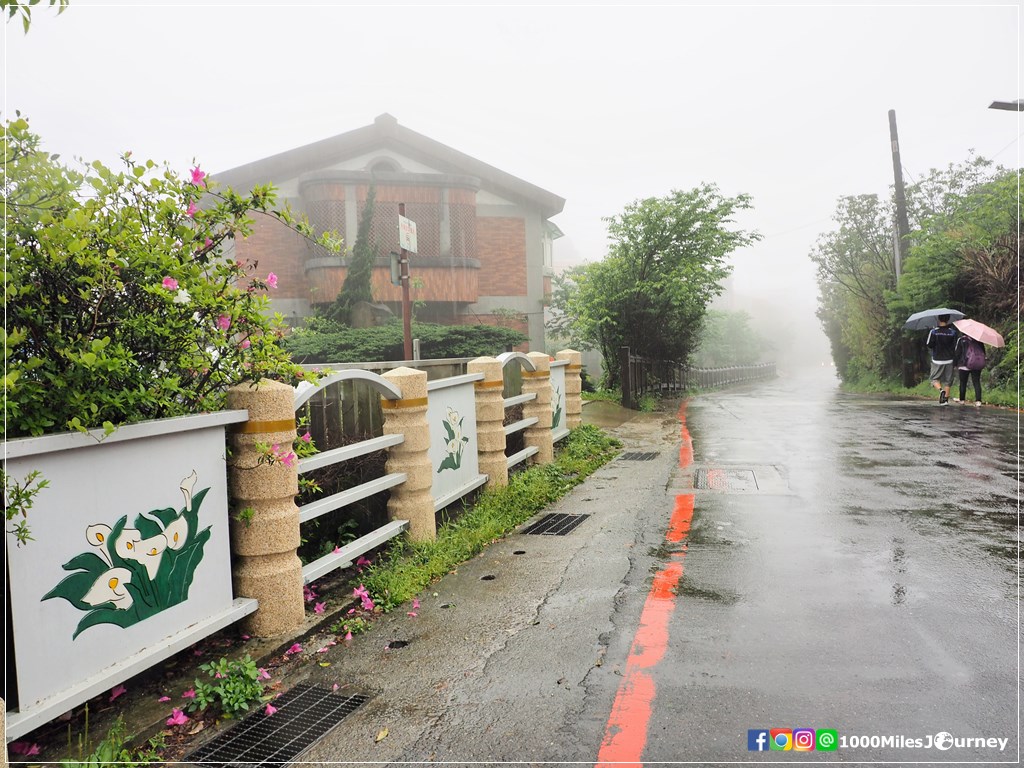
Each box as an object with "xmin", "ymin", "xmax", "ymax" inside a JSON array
[{"xmin": 2, "ymin": 349, "xmax": 583, "ymax": 742}]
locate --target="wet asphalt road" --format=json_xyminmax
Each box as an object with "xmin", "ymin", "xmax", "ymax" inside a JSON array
[{"xmin": 292, "ymin": 368, "xmax": 1018, "ymax": 766}]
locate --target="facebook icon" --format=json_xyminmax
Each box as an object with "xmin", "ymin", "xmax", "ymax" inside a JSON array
[{"xmin": 748, "ymin": 729, "xmax": 770, "ymax": 751}]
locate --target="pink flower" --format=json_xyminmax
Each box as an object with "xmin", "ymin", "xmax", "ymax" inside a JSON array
[
  {"xmin": 266, "ymin": 272, "xmax": 278, "ymax": 289},
  {"xmin": 356, "ymin": 556, "xmax": 372, "ymax": 570},
  {"xmin": 158, "ymin": 696, "xmax": 171, "ymax": 702},
  {"xmin": 314, "ymin": 601, "xmax": 326, "ymax": 614},
  {"xmin": 204, "ymin": 237, "xmax": 213, "ymax": 248},
  {"xmin": 166, "ymin": 708, "xmax": 189, "ymax": 726},
  {"xmin": 162, "ymin": 276, "xmax": 179, "ymax": 291},
  {"xmin": 412, "ymin": 598, "xmax": 420, "ymax": 610},
  {"xmin": 316, "ymin": 646, "xmax": 330, "ymax": 654},
  {"xmin": 265, "ymin": 703, "xmax": 277, "ymax": 716},
  {"xmin": 301, "ymin": 432, "xmax": 312, "ymax": 443},
  {"xmin": 281, "ymin": 451, "xmax": 297, "ymax": 468},
  {"xmin": 332, "ymin": 683, "xmax": 340, "ymax": 691},
  {"xmin": 347, "ymin": 608, "xmax": 356, "ymax": 615},
  {"xmin": 407, "ymin": 611, "xmax": 417, "ymax": 617},
  {"xmin": 360, "ymin": 596, "xmax": 375, "ymax": 612},
  {"xmin": 9, "ymin": 742, "xmax": 40, "ymax": 756},
  {"xmin": 186, "ymin": 201, "xmax": 197, "ymax": 218},
  {"xmin": 242, "ymin": 634, "xmax": 251, "ymax": 640},
  {"xmin": 353, "ymin": 585, "xmax": 369, "ymax": 600},
  {"xmin": 216, "ymin": 315, "xmax": 231, "ymax": 331},
  {"xmin": 214, "ymin": 672, "xmax": 224, "ymax": 679},
  {"xmin": 303, "ymin": 584, "xmax": 317, "ymax": 602},
  {"xmin": 344, "ymin": 631, "xmax": 353, "ymax": 641},
  {"xmin": 240, "ymin": 338, "xmax": 251, "ymax": 350},
  {"xmin": 332, "ymin": 545, "xmax": 342, "ymax": 554},
  {"xmin": 109, "ymin": 684, "xmax": 127, "ymax": 702},
  {"xmin": 190, "ymin": 166, "xmax": 206, "ymax": 186},
  {"xmin": 258, "ymin": 667, "xmax": 272, "ymax": 680},
  {"xmin": 182, "ymin": 688, "xmax": 196, "ymax": 699},
  {"xmin": 285, "ymin": 643, "xmax": 303, "ymax": 655}
]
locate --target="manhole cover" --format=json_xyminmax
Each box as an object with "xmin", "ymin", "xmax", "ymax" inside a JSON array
[
  {"xmin": 620, "ymin": 452, "xmax": 660, "ymax": 461},
  {"xmin": 186, "ymin": 684, "xmax": 368, "ymax": 767},
  {"xmin": 693, "ymin": 468, "xmax": 758, "ymax": 491},
  {"xmin": 521, "ymin": 513, "xmax": 589, "ymax": 536}
]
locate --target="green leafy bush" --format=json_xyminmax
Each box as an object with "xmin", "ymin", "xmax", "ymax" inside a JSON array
[
  {"xmin": 283, "ymin": 318, "xmax": 527, "ymax": 364},
  {"xmin": 189, "ymin": 655, "xmax": 266, "ymax": 716},
  {"xmin": 3, "ymin": 115, "xmax": 339, "ymax": 438}
]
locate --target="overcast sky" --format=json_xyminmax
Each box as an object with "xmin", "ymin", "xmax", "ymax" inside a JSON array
[{"xmin": 5, "ymin": 1, "xmax": 1020, "ymax": 364}]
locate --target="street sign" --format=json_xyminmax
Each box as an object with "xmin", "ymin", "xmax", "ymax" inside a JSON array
[{"xmin": 398, "ymin": 214, "xmax": 417, "ymax": 253}]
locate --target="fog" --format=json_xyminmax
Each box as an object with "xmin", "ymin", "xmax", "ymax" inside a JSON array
[{"xmin": 6, "ymin": 2, "xmax": 1019, "ymax": 372}]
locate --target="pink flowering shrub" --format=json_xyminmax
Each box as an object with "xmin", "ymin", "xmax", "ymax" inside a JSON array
[{"xmin": 4, "ymin": 116, "xmax": 341, "ymax": 438}]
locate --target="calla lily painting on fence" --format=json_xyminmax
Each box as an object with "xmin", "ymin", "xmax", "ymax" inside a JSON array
[
  {"xmin": 42, "ymin": 472, "xmax": 213, "ymax": 639},
  {"xmin": 437, "ymin": 406, "xmax": 471, "ymax": 473}
]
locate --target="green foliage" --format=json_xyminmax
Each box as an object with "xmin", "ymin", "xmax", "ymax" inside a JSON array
[
  {"xmin": 2, "ymin": 0, "xmax": 68, "ymax": 32},
  {"xmin": 61, "ymin": 715, "xmax": 165, "ymax": 768},
  {"xmin": 361, "ymin": 424, "xmax": 621, "ymax": 610},
  {"xmin": 2, "ymin": 467, "xmax": 49, "ymax": 545},
  {"xmin": 189, "ymin": 655, "xmax": 266, "ymax": 716},
  {"xmin": 548, "ymin": 186, "xmax": 760, "ymax": 386},
  {"xmin": 283, "ymin": 318, "xmax": 528, "ymax": 363},
  {"xmin": 4, "ymin": 116, "xmax": 340, "ymax": 438},
  {"xmin": 813, "ymin": 155, "xmax": 1019, "ymax": 388},
  {"xmin": 325, "ymin": 185, "xmax": 377, "ymax": 324},
  {"xmin": 692, "ymin": 309, "xmax": 771, "ymax": 367}
]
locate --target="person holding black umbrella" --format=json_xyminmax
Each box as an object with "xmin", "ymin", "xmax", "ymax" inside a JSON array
[{"xmin": 926, "ymin": 314, "xmax": 958, "ymax": 405}]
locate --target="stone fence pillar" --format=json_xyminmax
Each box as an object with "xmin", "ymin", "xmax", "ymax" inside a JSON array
[
  {"xmin": 556, "ymin": 349, "xmax": 583, "ymax": 429},
  {"xmin": 468, "ymin": 356, "xmax": 508, "ymax": 488},
  {"xmin": 381, "ymin": 367, "xmax": 436, "ymax": 542},
  {"xmin": 522, "ymin": 352, "xmax": 553, "ymax": 465},
  {"xmin": 226, "ymin": 379, "xmax": 304, "ymax": 637}
]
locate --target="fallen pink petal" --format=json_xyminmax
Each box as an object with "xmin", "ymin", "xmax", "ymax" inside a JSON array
[
  {"xmin": 166, "ymin": 708, "xmax": 189, "ymax": 726},
  {"xmin": 344, "ymin": 631, "xmax": 353, "ymax": 641},
  {"xmin": 332, "ymin": 683, "xmax": 340, "ymax": 691},
  {"xmin": 347, "ymin": 608, "xmax": 356, "ymax": 615},
  {"xmin": 182, "ymin": 688, "xmax": 196, "ymax": 699},
  {"xmin": 242, "ymin": 634, "xmax": 251, "ymax": 640},
  {"xmin": 265, "ymin": 703, "xmax": 278, "ymax": 716},
  {"xmin": 314, "ymin": 601, "xmax": 326, "ymax": 614},
  {"xmin": 412, "ymin": 598, "xmax": 420, "ymax": 610},
  {"xmin": 357, "ymin": 556, "xmax": 372, "ymax": 567},
  {"xmin": 407, "ymin": 611, "xmax": 417, "ymax": 617},
  {"xmin": 158, "ymin": 696, "xmax": 171, "ymax": 702},
  {"xmin": 9, "ymin": 742, "xmax": 40, "ymax": 756},
  {"xmin": 258, "ymin": 667, "xmax": 272, "ymax": 680},
  {"xmin": 109, "ymin": 684, "xmax": 127, "ymax": 702},
  {"xmin": 316, "ymin": 646, "xmax": 330, "ymax": 654},
  {"xmin": 332, "ymin": 545, "xmax": 342, "ymax": 554},
  {"xmin": 285, "ymin": 643, "xmax": 303, "ymax": 655}
]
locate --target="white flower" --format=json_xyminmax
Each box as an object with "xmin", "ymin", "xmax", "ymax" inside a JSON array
[
  {"xmin": 179, "ymin": 470, "xmax": 197, "ymax": 512},
  {"xmin": 115, "ymin": 528, "xmax": 167, "ymax": 580},
  {"xmin": 164, "ymin": 516, "xmax": 189, "ymax": 550},
  {"xmin": 173, "ymin": 288, "xmax": 191, "ymax": 304},
  {"xmin": 446, "ymin": 407, "xmax": 459, "ymax": 426},
  {"xmin": 446, "ymin": 438, "xmax": 460, "ymax": 455},
  {"xmin": 85, "ymin": 523, "xmax": 113, "ymax": 566},
  {"xmin": 82, "ymin": 568, "xmax": 134, "ymax": 610}
]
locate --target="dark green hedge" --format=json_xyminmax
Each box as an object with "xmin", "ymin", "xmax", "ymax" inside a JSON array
[{"xmin": 283, "ymin": 319, "xmax": 529, "ymax": 364}]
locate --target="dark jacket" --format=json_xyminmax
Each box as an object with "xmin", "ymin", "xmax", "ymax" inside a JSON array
[{"xmin": 926, "ymin": 324, "xmax": 958, "ymax": 363}]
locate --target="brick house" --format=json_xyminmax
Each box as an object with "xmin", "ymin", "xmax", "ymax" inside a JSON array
[{"xmin": 214, "ymin": 114, "xmax": 565, "ymax": 351}]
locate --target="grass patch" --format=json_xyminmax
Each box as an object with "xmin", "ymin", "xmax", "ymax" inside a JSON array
[
  {"xmin": 582, "ymin": 388, "xmax": 659, "ymax": 412},
  {"xmin": 361, "ymin": 424, "xmax": 621, "ymax": 611},
  {"xmin": 842, "ymin": 376, "xmax": 1020, "ymax": 408}
]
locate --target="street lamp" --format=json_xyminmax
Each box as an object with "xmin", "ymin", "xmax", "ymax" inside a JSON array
[{"xmin": 989, "ymin": 99, "xmax": 1024, "ymax": 111}]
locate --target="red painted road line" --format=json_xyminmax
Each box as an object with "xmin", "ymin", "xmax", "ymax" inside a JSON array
[{"xmin": 596, "ymin": 400, "xmax": 696, "ymax": 767}]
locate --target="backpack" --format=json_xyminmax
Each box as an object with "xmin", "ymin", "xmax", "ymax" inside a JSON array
[{"xmin": 962, "ymin": 338, "xmax": 986, "ymax": 371}]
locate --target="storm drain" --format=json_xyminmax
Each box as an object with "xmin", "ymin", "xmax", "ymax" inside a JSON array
[
  {"xmin": 521, "ymin": 513, "xmax": 590, "ymax": 536},
  {"xmin": 620, "ymin": 451, "xmax": 660, "ymax": 461},
  {"xmin": 186, "ymin": 684, "xmax": 368, "ymax": 767},
  {"xmin": 693, "ymin": 468, "xmax": 759, "ymax": 491}
]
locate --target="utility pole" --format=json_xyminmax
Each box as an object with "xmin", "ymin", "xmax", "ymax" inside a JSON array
[
  {"xmin": 888, "ymin": 109, "xmax": 911, "ymax": 280},
  {"xmin": 889, "ymin": 110, "xmax": 915, "ymax": 388}
]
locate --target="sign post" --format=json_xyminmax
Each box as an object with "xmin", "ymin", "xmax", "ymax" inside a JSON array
[{"xmin": 397, "ymin": 205, "xmax": 417, "ymax": 360}]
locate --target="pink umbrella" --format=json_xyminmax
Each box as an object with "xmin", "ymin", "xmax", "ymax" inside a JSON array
[{"xmin": 953, "ymin": 319, "xmax": 1005, "ymax": 347}]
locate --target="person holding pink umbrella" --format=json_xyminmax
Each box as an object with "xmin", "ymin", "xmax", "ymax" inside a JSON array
[{"xmin": 952, "ymin": 319, "xmax": 1006, "ymax": 406}]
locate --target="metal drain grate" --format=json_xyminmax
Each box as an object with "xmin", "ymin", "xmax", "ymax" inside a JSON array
[
  {"xmin": 693, "ymin": 468, "xmax": 759, "ymax": 491},
  {"xmin": 620, "ymin": 452, "xmax": 660, "ymax": 461},
  {"xmin": 186, "ymin": 684, "xmax": 367, "ymax": 767},
  {"xmin": 521, "ymin": 513, "xmax": 590, "ymax": 536}
]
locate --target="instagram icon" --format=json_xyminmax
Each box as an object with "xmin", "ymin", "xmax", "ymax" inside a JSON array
[{"xmin": 793, "ymin": 729, "xmax": 816, "ymax": 751}]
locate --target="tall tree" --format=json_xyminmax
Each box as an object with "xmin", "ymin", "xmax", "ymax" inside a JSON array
[
  {"xmin": 326, "ymin": 185, "xmax": 377, "ymax": 324},
  {"xmin": 550, "ymin": 185, "xmax": 760, "ymax": 386}
]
